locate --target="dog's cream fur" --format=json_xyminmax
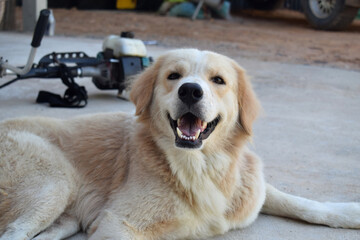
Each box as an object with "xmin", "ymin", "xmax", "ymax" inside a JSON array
[{"xmin": 0, "ymin": 49, "xmax": 359, "ymax": 240}]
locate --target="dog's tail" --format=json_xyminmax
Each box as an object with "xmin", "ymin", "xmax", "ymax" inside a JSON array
[{"xmin": 261, "ymin": 184, "xmax": 360, "ymax": 229}]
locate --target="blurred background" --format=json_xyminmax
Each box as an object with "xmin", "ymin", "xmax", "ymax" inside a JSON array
[{"xmin": 1, "ymin": 0, "xmax": 360, "ymax": 71}]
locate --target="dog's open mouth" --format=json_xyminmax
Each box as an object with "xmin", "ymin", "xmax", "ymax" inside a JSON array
[{"xmin": 168, "ymin": 113, "xmax": 220, "ymax": 149}]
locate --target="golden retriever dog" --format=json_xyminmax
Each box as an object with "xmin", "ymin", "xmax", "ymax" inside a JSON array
[{"xmin": 0, "ymin": 49, "xmax": 359, "ymax": 240}]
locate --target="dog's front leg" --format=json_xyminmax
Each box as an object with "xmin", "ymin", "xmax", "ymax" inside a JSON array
[
  {"xmin": 262, "ymin": 184, "xmax": 360, "ymax": 229},
  {"xmin": 88, "ymin": 210, "xmax": 138, "ymax": 240}
]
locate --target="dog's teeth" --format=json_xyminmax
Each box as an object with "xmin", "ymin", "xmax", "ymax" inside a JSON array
[
  {"xmin": 176, "ymin": 127, "xmax": 182, "ymax": 138},
  {"xmin": 177, "ymin": 119, "xmax": 181, "ymax": 126},
  {"xmin": 177, "ymin": 127, "xmax": 200, "ymax": 141},
  {"xmin": 195, "ymin": 129, "xmax": 200, "ymax": 140},
  {"xmin": 201, "ymin": 121, "xmax": 207, "ymax": 129}
]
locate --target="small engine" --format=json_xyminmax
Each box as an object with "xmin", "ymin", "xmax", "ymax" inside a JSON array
[{"xmin": 92, "ymin": 34, "xmax": 152, "ymax": 96}]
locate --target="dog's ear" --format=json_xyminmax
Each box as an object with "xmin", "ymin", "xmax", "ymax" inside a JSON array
[
  {"xmin": 234, "ymin": 64, "xmax": 261, "ymax": 136},
  {"xmin": 130, "ymin": 58, "xmax": 162, "ymax": 121}
]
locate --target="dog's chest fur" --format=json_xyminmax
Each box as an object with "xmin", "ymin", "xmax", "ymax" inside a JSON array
[{"xmin": 163, "ymin": 147, "xmax": 238, "ymax": 236}]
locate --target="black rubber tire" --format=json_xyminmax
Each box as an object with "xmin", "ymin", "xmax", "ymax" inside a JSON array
[
  {"xmin": 48, "ymin": 0, "xmax": 76, "ymax": 8},
  {"xmin": 251, "ymin": 0, "xmax": 284, "ymax": 10},
  {"xmin": 136, "ymin": 0, "xmax": 163, "ymax": 11},
  {"xmin": 76, "ymin": 0, "xmax": 116, "ymax": 10},
  {"xmin": 301, "ymin": 0, "xmax": 359, "ymax": 30}
]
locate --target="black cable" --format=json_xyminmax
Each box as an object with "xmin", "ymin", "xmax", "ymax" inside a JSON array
[{"xmin": 0, "ymin": 78, "xmax": 20, "ymax": 89}]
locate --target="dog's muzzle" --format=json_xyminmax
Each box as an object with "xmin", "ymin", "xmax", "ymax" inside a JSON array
[{"xmin": 167, "ymin": 83, "xmax": 220, "ymax": 149}]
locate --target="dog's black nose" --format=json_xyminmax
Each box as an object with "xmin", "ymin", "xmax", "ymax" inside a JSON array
[{"xmin": 178, "ymin": 83, "xmax": 203, "ymax": 106}]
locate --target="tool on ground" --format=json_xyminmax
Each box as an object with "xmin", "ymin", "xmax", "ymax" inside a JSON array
[{"xmin": 0, "ymin": 9, "xmax": 152, "ymax": 108}]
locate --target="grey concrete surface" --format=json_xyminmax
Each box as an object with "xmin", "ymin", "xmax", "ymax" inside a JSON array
[{"xmin": 0, "ymin": 33, "xmax": 359, "ymax": 239}]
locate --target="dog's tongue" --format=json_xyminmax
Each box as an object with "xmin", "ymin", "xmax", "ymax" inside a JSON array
[{"xmin": 178, "ymin": 114, "xmax": 206, "ymax": 136}]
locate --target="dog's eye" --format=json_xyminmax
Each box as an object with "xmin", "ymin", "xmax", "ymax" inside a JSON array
[
  {"xmin": 211, "ymin": 76, "xmax": 225, "ymax": 85},
  {"xmin": 167, "ymin": 72, "xmax": 181, "ymax": 80}
]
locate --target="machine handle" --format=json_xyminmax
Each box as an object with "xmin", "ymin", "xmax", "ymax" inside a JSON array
[{"xmin": 31, "ymin": 9, "xmax": 50, "ymax": 48}]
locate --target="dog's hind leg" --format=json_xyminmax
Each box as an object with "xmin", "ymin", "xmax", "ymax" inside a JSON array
[
  {"xmin": 0, "ymin": 182, "xmax": 75, "ymax": 240},
  {"xmin": 0, "ymin": 191, "xmax": 71, "ymax": 240},
  {"xmin": 87, "ymin": 210, "xmax": 137, "ymax": 240},
  {"xmin": 0, "ymin": 131, "xmax": 77, "ymax": 240},
  {"xmin": 261, "ymin": 183, "xmax": 360, "ymax": 229},
  {"xmin": 33, "ymin": 214, "xmax": 80, "ymax": 240}
]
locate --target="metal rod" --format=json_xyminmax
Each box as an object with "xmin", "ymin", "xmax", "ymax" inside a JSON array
[
  {"xmin": 1, "ymin": 47, "xmax": 37, "ymax": 76},
  {"xmin": 79, "ymin": 66, "xmax": 102, "ymax": 77},
  {"xmin": 192, "ymin": 0, "xmax": 205, "ymax": 21}
]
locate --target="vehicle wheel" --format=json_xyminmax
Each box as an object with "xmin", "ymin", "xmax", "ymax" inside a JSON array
[
  {"xmin": 251, "ymin": 0, "xmax": 284, "ymax": 10},
  {"xmin": 301, "ymin": 0, "xmax": 359, "ymax": 30}
]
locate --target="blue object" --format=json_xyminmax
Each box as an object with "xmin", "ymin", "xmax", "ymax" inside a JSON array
[{"xmin": 169, "ymin": 2, "xmax": 205, "ymax": 19}]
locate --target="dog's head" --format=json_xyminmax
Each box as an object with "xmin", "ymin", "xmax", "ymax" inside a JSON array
[{"xmin": 130, "ymin": 49, "xmax": 260, "ymax": 151}]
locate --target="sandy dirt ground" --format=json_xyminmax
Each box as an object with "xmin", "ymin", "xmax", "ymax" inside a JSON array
[{"xmin": 14, "ymin": 7, "xmax": 360, "ymax": 71}]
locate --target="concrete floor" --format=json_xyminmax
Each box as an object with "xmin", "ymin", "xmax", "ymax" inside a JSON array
[{"xmin": 0, "ymin": 33, "xmax": 359, "ymax": 239}]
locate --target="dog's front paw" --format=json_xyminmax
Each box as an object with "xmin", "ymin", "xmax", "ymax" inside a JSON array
[{"xmin": 323, "ymin": 202, "xmax": 360, "ymax": 229}]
